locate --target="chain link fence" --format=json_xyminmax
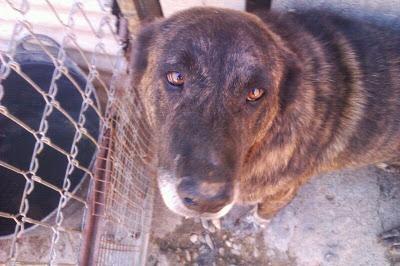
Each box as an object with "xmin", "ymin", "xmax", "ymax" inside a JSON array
[{"xmin": 0, "ymin": 0, "xmax": 155, "ymax": 265}]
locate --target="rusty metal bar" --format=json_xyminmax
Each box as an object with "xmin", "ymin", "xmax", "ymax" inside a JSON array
[{"xmin": 80, "ymin": 125, "xmax": 113, "ymax": 265}]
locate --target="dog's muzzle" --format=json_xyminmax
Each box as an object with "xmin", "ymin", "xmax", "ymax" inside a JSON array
[{"xmin": 158, "ymin": 170, "xmax": 236, "ymax": 219}]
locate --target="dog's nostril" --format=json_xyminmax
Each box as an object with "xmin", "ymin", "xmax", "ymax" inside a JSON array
[
  {"xmin": 183, "ymin": 197, "xmax": 196, "ymax": 206},
  {"xmin": 178, "ymin": 177, "xmax": 232, "ymax": 213}
]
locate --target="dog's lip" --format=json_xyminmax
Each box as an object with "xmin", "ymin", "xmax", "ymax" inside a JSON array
[{"xmin": 157, "ymin": 170, "xmax": 236, "ymax": 219}]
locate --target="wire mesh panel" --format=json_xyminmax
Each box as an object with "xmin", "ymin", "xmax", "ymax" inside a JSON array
[
  {"xmin": 80, "ymin": 75, "xmax": 155, "ymax": 266},
  {"xmin": 0, "ymin": 0, "xmax": 155, "ymax": 265}
]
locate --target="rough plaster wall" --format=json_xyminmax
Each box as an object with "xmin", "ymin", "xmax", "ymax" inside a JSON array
[{"xmin": 272, "ymin": 0, "xmax": 400, "ymax": 29}]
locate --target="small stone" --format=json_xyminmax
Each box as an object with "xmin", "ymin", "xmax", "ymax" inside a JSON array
[
  {"xmin": 232, "ymin": 244, "xmax": 241, "ymax": 251},
  {"xmin": 325, "ymin": 194, "xmax": 335, "ymax": 201},
  {"xmin": 205, "ymin": 234, "xmax": 214, "ymax": 250},
  {"xmin": 185, "ymin": 250, "xmax": 191, "ymax": 262},
  {"xmin": 222, "ymin": 234, "xmax": 227, "ymax": 240},
  {"xmin": 225, "ymin": 240, "xmax": 232, "ymax": 248},
  {"xmin": 324, "ymin": 251, "xmax": 338, "ymax": 262},
  {"xmin": 211, "ymin": 219, "xmax": 221, "ymax": 230},
  {"xmin": 231, "ymin": 249, "xmax": 241, "ymax": 256},
  {"xmin": 208, "ymin": 225, "xmax": 216, "ymax": 233},
  {"xmin": 177, "ymin": 248, "xmax": 182, "ymax": 253},
  {"xmin": 190, "ymin": 234, "xmax": 198, "ymax": 243},
  {"xmin": 201, "ymin": 218, "xmax": 210, "ymax": 230},
  {"xmin": 219, "ymin": 247, "xmax": 225, "ymax": 256}
]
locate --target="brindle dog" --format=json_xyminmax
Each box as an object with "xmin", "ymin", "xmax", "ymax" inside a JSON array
[{"xmin": 132, "ymin": 7, "xmax": 400, "ymax": 254}]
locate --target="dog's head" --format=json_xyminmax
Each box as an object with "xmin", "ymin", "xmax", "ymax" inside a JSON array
[{"xmin": 132, "ymin": 7, "xmax": 300, "ymax": 218}]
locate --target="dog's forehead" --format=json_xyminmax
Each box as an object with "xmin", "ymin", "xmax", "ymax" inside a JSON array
[
  {"xmin": 163, "ymin": 41, "xmax": 260, "ymax": 67},
  {"xmin": 161, "ymin": 26, "xmax": 262, "ymax": 68},
  {"xmin": 160, "ymin": 9, "xmax": 262, "ymax": 51},
  {"xmin": 158, "ymin": 9, "xmax": 269, "ymax": 78}
]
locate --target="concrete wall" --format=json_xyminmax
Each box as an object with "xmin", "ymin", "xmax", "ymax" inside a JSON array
[{"xmin": 272, "ymin": 0, "xmax": 400, "ymax": 29}]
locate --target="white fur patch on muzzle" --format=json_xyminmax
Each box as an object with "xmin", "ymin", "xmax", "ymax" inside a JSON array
[{"xmin": 157, "ymin": 170, "xmax": 235, "ymax": 219}]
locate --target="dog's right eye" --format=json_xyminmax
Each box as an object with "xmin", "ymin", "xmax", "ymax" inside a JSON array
[
  {"xmin": 246, "ymin": 87, "xmax": 265, "ymax": 102},
  {"xmin": 166, "ymin": 71, "xmax": 184, "ymax": 87}
]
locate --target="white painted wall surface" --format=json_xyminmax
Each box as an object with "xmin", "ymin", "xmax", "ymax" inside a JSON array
[{"xmin": 159, "ymin": 0, "xmax": 246, "ymax": 17}]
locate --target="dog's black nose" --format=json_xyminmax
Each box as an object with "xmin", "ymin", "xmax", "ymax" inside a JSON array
[{"xmin": 177, "ymin": 177, "xmax": 231, "ymax": 213}]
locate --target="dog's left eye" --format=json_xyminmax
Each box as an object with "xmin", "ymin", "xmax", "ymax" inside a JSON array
[
  {"xmin": 246, "ymin": 87, "xmax": 265, "ymax": 102},
  {"xmin": 166, "ymin": 71, "xmax": 184, "ymax": 87}
]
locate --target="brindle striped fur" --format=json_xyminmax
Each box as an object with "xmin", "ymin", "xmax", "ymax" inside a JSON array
[{"xmin": 132, "ymin": 8, "xmax": 400, "ymax": 223}]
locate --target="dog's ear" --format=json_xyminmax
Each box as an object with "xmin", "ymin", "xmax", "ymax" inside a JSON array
[
  {"xmin": 278, "ymin": 51, "xmax": 303, "ymax": 114},
  {"xmin": 130, "ymin": 20, "xmax": 161, "ymax": 84}
]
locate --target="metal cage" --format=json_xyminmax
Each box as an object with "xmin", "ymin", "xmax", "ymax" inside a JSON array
[{"xmin": 0, "ymin": 0, "xmax": 155, "ymax": 265}]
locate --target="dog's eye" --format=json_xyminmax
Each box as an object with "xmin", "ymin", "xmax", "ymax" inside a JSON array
[
  {"xmin": 246, "ymin": 87, "xmax": 265, "ymax": 102},
  {"xmin": 166, "ymin": 71, "xmax": 184, "ymax": 86}
]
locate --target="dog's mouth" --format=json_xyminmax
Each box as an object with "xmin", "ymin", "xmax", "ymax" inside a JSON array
[{"xmin": 157, "ymin": 171, "xmax": 236, "ymax": 219}]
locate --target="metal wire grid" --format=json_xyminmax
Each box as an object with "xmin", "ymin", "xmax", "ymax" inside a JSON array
[
  {"xmin": 82, "ymin": 86, "xmax": 155, "ymax": 266},
  {"xmin": 0, "ymin": 0, "xmax": 155, "ymax": 265}
]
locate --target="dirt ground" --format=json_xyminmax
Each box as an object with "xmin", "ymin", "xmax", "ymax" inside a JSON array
[
  {"xmin": 147, "ymin": 166, "xmax": 400, "ymax": 266},
  {"xmin": 147, "ymin": 198, "xmax": 269, "ymax": 266}
]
